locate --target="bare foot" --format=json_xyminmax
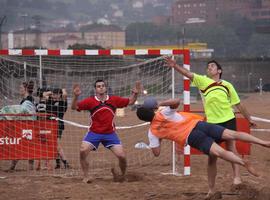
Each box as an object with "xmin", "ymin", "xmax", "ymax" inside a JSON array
[
  {"xmin": 233, "ymin": 177, "xmax": 242, "ymax": 187},
  {"xmin": 233, "ymin": 177, "xmax": 242, "ymax": 185},
  {"xmin": 82, "ymin": 177, "xmax": 92, "ymax": 184},
  {"xmin": 231, "ymin": 179, "xmax": 243, "ymax": 191},
  {"xmin": 205, "ymin": 191, "xmax": 213, "ymax": 200},
  {"xmin": 243, "ymin": 159, "xmax": 260, "ymax": 177},
  {"xmin": 231, "ymin": 182, "xmax": 246, "ymax": 191},
  {"xmin": 205, "ymin": 191, "xmax": 222, "ymax": 200},
  {"xmin": 111, "ymin": 168, "xmax": 126, "ymax": 182}
]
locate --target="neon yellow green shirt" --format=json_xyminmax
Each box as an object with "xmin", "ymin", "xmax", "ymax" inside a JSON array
[{"xmin": 192, "ymin": 73, "xmax": 240, "ymax": 123}]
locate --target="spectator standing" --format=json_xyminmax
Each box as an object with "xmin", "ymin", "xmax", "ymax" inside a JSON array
[{"xmin": 45, "ymin": 88, "xmax": 69, "ymax": 169}]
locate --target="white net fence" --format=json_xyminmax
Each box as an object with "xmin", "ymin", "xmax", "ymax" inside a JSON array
[{"xmin": 0, "ymin": 53, "xmax": 184, "ymax": 177}]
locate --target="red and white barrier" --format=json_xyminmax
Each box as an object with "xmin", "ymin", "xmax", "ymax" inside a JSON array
[
  {"xmin": 182, "ymin": 51, "xmax": 191, "ymax": 175},
  {"xmin": 0, "ymin": 49, "xmax": 188, "ymax": 56}
]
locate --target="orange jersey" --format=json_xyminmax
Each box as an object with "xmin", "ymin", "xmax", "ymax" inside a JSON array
[{"xmin": 150, "ymin": 109, "xmax": 203, "ymax": 148}]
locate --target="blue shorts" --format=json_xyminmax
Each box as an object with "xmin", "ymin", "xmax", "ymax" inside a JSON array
[
  {"xmin": 187, "ymin": 121, "xmax": 225, "ymax": 155},
  {"xmin": 83, "ymin": 131, "xmax": 121, "ymax": 150}
]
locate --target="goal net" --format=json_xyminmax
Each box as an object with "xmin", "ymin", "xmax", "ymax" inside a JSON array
[{"xmin": 0, "ymin": 49, "xmax": 190, "ymax": 177}]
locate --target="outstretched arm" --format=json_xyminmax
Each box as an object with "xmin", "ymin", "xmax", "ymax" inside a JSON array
[
  {"xmin": 158, "ymin": 98, "xmax": 180, "ymax": 109},
  {"xmin": 165, "ymin": 57, "xmax": 194, "ymax": 81},
  {"xmin": 71, "ymin": 84, "xmax": 81, "ymax": 110},
  {"xmin": 235, "ymin": 103, "xmax": 257, "ymax": 127},
  {"xmin": 128, "ymin": 81, "xmax": 141, "ymax": 105}
]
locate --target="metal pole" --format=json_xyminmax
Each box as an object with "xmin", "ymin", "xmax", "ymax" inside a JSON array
[
  {"xmin": 136, "ymin": 23, "xmax": 139, "ymax": 45},
  {"xmin": 182, "ymin": 26, "xmax": 185, "ymax": 50},
  {"xmin": 24, "ymin": 62, "xmax": 27, "ymax": 81},
  {"xmin": 39, "ymin": 55, "xmax": 42, "ymax": 88},
  {"xmin": 248, "ymin": 72, "xmax": 252, "ymax": 93},
  {"xmin": 0, "ymin": 16, "xmax": 7, "ymax": 49},
  {"xmin": 259, "ymin": 78, "xmax": 262, "ymax": 95},
  {"xmin": 172, "ymin": 58, "xmax": 175, "ymax": 99},
  {"xmin": 24, "ymin": 17, "xmax": 26, "ymax": 47},
  {"xmin": 171, "ymin": 56, "xmax": 175, "ymax": 175},
  {"xmin": 20, "ymin": 14, "xmax": 28, "ymax": 47}
]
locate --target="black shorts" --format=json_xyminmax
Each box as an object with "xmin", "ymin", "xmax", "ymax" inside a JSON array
[
  {"xmin": 216, "ymin": 117, "xmax": 236, "ymax": 131},
  {"xmin": 187, "ymin": 121, "xmax": 226, "ymax": 155}
]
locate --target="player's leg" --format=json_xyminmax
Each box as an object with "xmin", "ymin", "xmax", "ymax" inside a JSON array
[
  {"xmin": 80, "ymin": 132, "xmax": 98, "ymax": 183},
  {"xmin": 103, "ymin": 132, "xmax": 127, "ymax": 181},
  {"xmin": 207, "ymin": 155, "xmax": 217, "ymax": 196},
  {"xmin": 209, "ymin": 142, "xmax": 260, "ymax": 177},
  {"xmin": 196, "ymin": 123, "xmax": 262, "ymax": 176},
  {"xmin": 80, "ymin": 142, "xmax": 92, "ymax": 183},
  {"xmin": 188, "ymin": 121, "xmax": 248, "ymax": 197},
  {"xmin": 222, "ymin": 129, "xmax": 270, "ymax": 147},
  {"xmin": 187, "ymin": 122, "xmax": 221, "ymax": 196},
  {"xmin": 110, "ymin": 145, "xmax": 127, "ymax": 176},
  {"xmin": 110, "ymin": 144, "xmax": 127, "ymax": 182},
  {"xmin": 225, "ymin": 140, "xmax": 242, "ymax": 185},
  {"xmin": 218, "ymin": 118, "xmax": 242, "ymax": 185}
]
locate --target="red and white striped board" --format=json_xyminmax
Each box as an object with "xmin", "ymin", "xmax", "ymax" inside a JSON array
[{"xmin": 0, "ymin": 49, "xmax": 190, "ymax": 56}]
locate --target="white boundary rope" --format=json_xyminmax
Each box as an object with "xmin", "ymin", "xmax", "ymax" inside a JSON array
[
  {"xmin": 251, "ymin": 116, "xmax": 270, "ymax": 123},
  {"xmin": 51, "ymin": 117, "xmax": 150, "ymax": 130},
  {"xmin": 251, "ymin": 129, "xmax": 270, "ymax": 132}
]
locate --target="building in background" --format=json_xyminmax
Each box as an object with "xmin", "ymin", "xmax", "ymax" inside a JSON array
[
  {"xmin": 0, "ymin": 25, "xmax": 125, "ymax": 49},
  {"xmin": 171, "ymin": 0, "xmax": 270, "ymax": 27}
]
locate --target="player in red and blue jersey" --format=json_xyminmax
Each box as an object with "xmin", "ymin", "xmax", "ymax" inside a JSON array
[{"xmin": 71, "ymin": 80, "xmax": 141, "ymax": 183}]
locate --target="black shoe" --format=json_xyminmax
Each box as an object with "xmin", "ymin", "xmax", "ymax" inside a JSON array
[
  {"xmin": 62, "ymin": 160, "xmax": 71, "ymax": 169},
  {"xmin": 7, "ymin": 165, "xmax": 16, "ymax": 172},
  {"xmin": 4, "ymin": 167, "xmax": 15, "ymax": 173},
  {"xmin": 64, "ymin": 162, "xmax": 71, "ymax": 169},
  {"xmin": 55, "ymin": 165, "xmax": 61, "ymax": 169}
]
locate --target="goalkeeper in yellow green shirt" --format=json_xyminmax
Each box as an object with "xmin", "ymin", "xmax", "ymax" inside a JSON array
[{"xmin": 165, "ymin": 57, "xmax": 256, "ymax": 197}]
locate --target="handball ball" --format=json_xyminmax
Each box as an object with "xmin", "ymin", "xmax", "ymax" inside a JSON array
[{"xmin": 143, "ymin": 97, "xmax": 158, "ymax": 109}]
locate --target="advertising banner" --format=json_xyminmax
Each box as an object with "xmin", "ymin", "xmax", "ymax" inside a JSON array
[{"xmin": 0, "ymin": 118, "xmax": 58, "ymax": 160}]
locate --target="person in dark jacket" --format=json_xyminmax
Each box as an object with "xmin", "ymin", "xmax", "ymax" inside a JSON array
[{"xmin": 45, "ymin": 88, "xmax": 70, "ymax": 169}]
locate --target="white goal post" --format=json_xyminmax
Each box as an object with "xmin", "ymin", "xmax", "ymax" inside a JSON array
[{"xmin": 0, "ymin": 48, "xmax": 191, "ymax": 176}]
